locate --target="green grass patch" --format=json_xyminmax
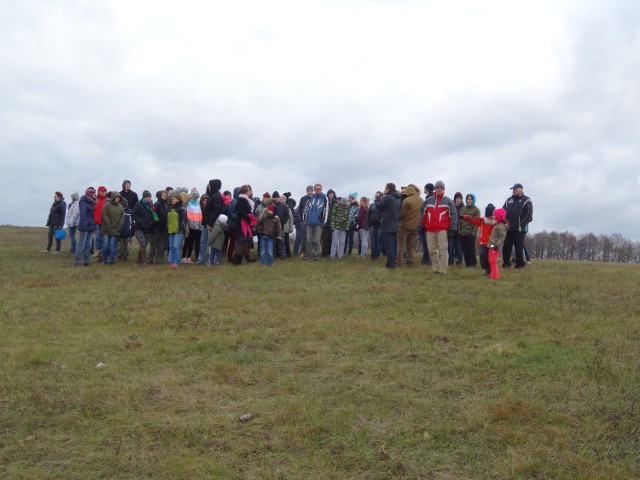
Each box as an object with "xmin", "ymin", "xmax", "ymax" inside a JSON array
[{"xmin": 1, "ymin": 226, "xmax": 639, "ymax": 478}]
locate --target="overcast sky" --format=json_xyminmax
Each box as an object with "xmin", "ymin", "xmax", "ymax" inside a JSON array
[{"xmin": 2, "ymin": 0, "xmax": 639, "ymax": 240}]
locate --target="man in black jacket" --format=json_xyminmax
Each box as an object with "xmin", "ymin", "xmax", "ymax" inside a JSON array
[
  {"xmin": 375, "ymin": 183, "xmax": 401, "ymax": 269},
  {"xmin": 502, "ymin": 183, "xmax": 533, "ymax": 269}
]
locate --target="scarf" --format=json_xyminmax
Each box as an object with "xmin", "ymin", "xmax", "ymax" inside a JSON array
[
  {"xmin": 239, "ymin": 193, "xmax": 255, "ymax": 212},
  {"xmin": 142, "ymin": 198, "xmax": 159, "ymax": 222}
]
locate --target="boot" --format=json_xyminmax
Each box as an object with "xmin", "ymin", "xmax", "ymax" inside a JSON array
[
  {"xmin": 140, "ymin": 249, "xmax": 147, "ymax": 265},
  {"xmin": 137, "ymin": 250, "xmax": 144, "ymax": 265},
  {"xmin": 234, "ymin": 255, "xmax": 243, "ymax": 265}
]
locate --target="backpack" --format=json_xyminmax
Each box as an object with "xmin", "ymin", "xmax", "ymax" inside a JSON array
[{"xmin": 120, "ymin": 209, "xmax": 133, "ymax": 238}]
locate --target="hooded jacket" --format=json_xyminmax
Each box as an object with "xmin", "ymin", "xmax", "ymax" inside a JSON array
[
  {"xmin": 78, "ymin": 195, "xmax": 97, "ymax": 232},
  {"xmin": 101, "ymin": 192, "xmax": 125, "ymax": 236},
  {"xmin": 204, "ymin": 179, "xmax": 223, "ymax": 227},
  {"xmin": 120, "ymin": 181, "xmax": 139, "ymax": 211},
  {"xmin": 66, "ymin": 196, "xmax": 80, "ymax": 228},
  {"xmin": 459, "ymin": 193, "xmax": 481, "ymax": 236},
  {"xmin": 399, "ymin": 185, "xmax": 422, "ymax": 231},
  {"xmin": 330, "ymin": 198, "xmax": 351, "ymax": 232}
]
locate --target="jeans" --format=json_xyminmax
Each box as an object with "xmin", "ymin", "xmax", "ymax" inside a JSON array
[
  {"xmin": 168, "ymin": 233, "xmax": 185, "ymax": 265},
  {"xmin": 447, "ymin": 231, "xmax": 463, "ymax": 265},
  {"xmin": 101, "ymin": 235, "xmax": 117, "ymax": 264},
  {"xmin": 330, "ymin": 230, "xmax": 347, "ymax": 259},
  {"xmin": 346, "ymin": 223, "xmax": 358, "ymax": 254},
  {"xmin": 198, "ymin": 226, "xmax": 209, "ymax": 263},
  {"xmin": 369, "ymin": 225, "xmax": 382, "ymax": 260},
  {"xmin": 95, "ymin": 224, "xmax": 102, "ymax": 251},
  {"xmin": 210, "ymin": 248, "xmax": 222, "ymax": 265},
  {"xmin": 358, "ymin": 229, "xmax": 369, "ymax": 256},
  {"xmin": 305, "ymin": 224, "xmax": 323, "ymax": 260},
  {"xmin": 259, "ymin": 236, "xmax": 274, "ymax": 265},
  {"xmin": 75, "ymin": 230, "xmax": 94, "ymax": 264},
  {"xmin": 382, "ymin": 232, "xmax": 398, "ymax": 268},
  {"xmin": 68, "ymin": 226, "xmax": 78, "ymax": 252}
]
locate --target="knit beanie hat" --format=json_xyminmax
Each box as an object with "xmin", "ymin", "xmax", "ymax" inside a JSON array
[
  {"xmin": 435, "ymin": 180, "xmax": 445, "ymax": 189},
  {"xmin": 425, "ymin": 183, "xmax": 434, "ymax": 193},
  {"xmin": 494, "ymin": 208, "xmax": 506, "ymax": 223},
  {"xmin": 217, "ymin": 214, "xmax": 228, "ymax": 224},
  {"xmin": 190, "ymin": 187, "xmax": 200, "ymax": 199},
  {"xmin": 348, "ymin": 192, "xmax": 358, "ymax": 199},
  {"xmin": 485, "ymin": 203, "xmax": 495, "ymax": 217},
  {"xmin": 71, "ymin": 192, "xmax": 79, "ymax": 200},
  {"xmin": 272, "ymin": 191, "xmax": 280, "ymax": 198},
  {"xmin": 142, "ymin": 190, "xmax": 152, "ymax": 199},
  {"xmin": 120, "ymin": 197, "xmax": 129, "ymax": 209},
  {"xmin": 262, "ymin": 192, "xmax": 271, "ymax": 199},
  {"xmin": 85, "ymin": 187, "xmax": 96, "ymax": 197},
  {"xmin": 454, "ymin": 192, "xmax": 463, "ymax": 200}
]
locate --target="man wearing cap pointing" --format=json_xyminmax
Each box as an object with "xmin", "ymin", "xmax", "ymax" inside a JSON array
[{"xmin": 502, "ymin": 183, "xmax": 533, "ymax": 269}]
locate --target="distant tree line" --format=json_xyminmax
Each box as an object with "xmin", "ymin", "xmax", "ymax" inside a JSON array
[{"xmin": 525, "ymin": 231, "xmax": 640, "ymax": 264}]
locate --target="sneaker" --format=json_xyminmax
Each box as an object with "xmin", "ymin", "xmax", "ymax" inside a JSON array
[
  {"xmin": 184, "ymin": 258, "xmax": 193, "ymax": 264},
  {"xmin": 526, "ymin": 260, "xmax": 532, "ymax": 265},
  {"xmin": 168, "ymin": 263, "xmax": 178, "ymax": 267},
  {"xmin": 41, "ymin": 249, "xmax": 50, "ymax": 253},
  {"xmin": 51, "ymin": 251, "xmax": 59, "ymax": 254}
]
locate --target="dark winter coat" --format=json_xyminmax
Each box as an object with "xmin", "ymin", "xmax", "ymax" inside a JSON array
[
  {"xmin": 78, "ymin": 195, "xmax": 97, "ymax": 232},
  {"xmin": 375, "ymin": 190, "xmax": 401, "ymax": 233},
  {"xmin": 47, "ymin": 199, "xmax": 66, "ymax": 227},
  {"xmin": 203, "ymin": 179, "xmax": 223, "ymax": 227},
  {"xmin": 132, "ymin": 199, "xmax": 157, "ymax": 234}
]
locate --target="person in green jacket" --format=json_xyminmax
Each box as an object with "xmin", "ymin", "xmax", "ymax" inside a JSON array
[
  {"xmin": 459, "ymin": 193, "xmax": 481, "ymax": 267},
  {"xmin": 101, "ymin": 192, "xmax": 124, "ymax": 264}
]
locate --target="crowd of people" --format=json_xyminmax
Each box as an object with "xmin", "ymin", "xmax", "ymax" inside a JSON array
[{"xmin": 44, "ymin": 179, "xmax": 533, "ymax": 279}]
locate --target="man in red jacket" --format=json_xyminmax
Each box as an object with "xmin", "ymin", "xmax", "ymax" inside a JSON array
[{"xmin": 421, "ymin": 180, "xmax": 458, "ymax": 274}]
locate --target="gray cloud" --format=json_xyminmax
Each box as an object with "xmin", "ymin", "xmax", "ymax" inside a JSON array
[{"xmin": 2, "ymin": 0, "xmax": 639, "ymax": 241}]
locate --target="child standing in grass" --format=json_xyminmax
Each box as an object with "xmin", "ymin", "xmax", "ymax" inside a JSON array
[
  {"xmin": 167, "ymin": 194, "xmax": 187, "ymax": 267},
  {"xmin": 207, "ymin": 214, "xmax": 228, "ymax": 266},
  {"xmin": 487, "ymin": 208, "xmax": 509, "ymax": 280},
  {"xmin": 256, "ymin": 201, "xmax": 282, "ymax": 266},
  {"xmin": 461, "ymin": 203, "xmax": 495, "ymax": 276}
]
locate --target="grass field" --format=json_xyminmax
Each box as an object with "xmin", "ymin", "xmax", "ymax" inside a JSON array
[{"xmin": 1, "ymin": 226, "xmax": 639, "ymax": 479}]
